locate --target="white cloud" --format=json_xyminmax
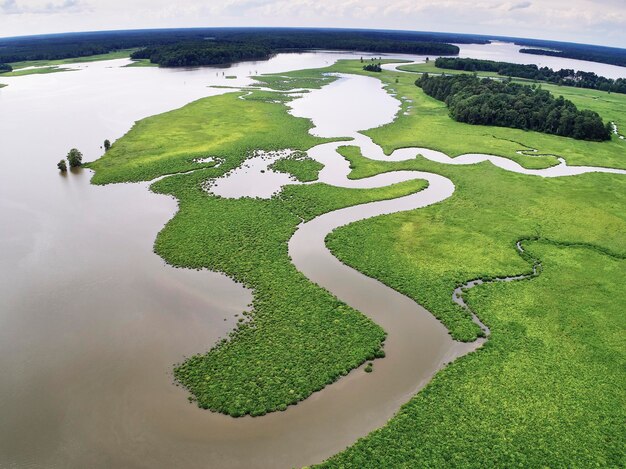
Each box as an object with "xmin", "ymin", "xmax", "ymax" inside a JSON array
[
  {"xmin": 508, "ymin": 1, "xmax": 532, "ymax": 11},
  {"xmin": 0, "ymin": 0, "xmax": 624, "ymax": 48},
  {"xmin": 1, "ymin": 0, "xmax": 86, "ymax": 15}
]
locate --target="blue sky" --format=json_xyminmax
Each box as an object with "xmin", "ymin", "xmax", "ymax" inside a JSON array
[{"xmin": 0, "ymin": 0, "xmax": 624, "ymax": 48}]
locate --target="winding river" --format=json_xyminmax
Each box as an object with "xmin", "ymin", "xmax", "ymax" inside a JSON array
[
  {"xmin": 202, "ymin": 73, "xmax": 626, "ymax": 467},
  {"xmin": 1, "ymin": 47, "xmax": 624, "ymax": 468}
]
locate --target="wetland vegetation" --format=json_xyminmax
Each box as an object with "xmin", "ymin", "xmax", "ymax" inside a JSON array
[
  {"xmin": 85, "ymin": 52, "xmax": 625, "ymax": 464},
  {"xmin": 268, "ymin": 151, "xmax": 324, "ymax": 182},
  {"xmin": 314, "ymin": 59, "xmax": 626, "ymax": 467},
  {"xmin": 88, "ymin": 87, "xmax": 429, "ymax": 416}
]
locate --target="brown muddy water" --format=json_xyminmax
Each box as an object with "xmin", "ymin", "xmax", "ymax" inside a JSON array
[
  {"xmin": 0, "ymin": 51, "xmax": 402, "ymax": 469},
  {"xmin": 1, "ymin": 46, "xmax": 624, "ymax": 468}
]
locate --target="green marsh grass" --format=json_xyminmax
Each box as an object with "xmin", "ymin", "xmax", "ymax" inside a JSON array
[{"xmin": 88, "ymin": 87, "xmax": 429, "ymax": 416}]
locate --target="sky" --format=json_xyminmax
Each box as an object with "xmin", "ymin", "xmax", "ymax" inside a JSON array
[{"xmin": 0, "ymin": 0, "xmax": 624, "ymax": 48}]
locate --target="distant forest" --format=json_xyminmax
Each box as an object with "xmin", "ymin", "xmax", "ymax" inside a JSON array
[
  {"xmin": 130, "ymin": 32, "xmax": 461, "ymax": 67},
  {"xmin": 434, "ymin": 58, "xmax": 626, "ymax": 94},
  {"xmin": 1, "ymin": 28, "xmax": 623, "ymax": 70},
  {"xmin": 131, "ymin": 42, "xmax": 273, "ymax": 67},
  {"xmin": 519, "ymin": 47, "xmax": 626, "ymax": 68},
  {"xmin": 0, "ymin": 28, "xmax": 470, "ymax": 64},
  {"xmin": 416, "ymin": 74, "xmax": 611, "ymax": 141}
]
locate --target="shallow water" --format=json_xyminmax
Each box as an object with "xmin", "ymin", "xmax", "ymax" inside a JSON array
[
  {"xmin": 207, "ymin": 150, "xmax": 299, "ymax": 199},
  {"xmin": 1, "ymin": 45, "xmax": 625, "ymax": 468},
  {"xmin": 0, "ymin": 50, "xmax": 409, "ymax": 469},
  {"xmin": 383, "ymin": 42, "xmax": 626, "ymax": 80}
]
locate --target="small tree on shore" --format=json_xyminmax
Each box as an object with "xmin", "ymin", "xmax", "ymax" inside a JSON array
[
  {"xmin": 57, "ymin": 159, "xmax": 67, "ymax": 172},
  {"xmin": 104, "ymin": 139, "xmax": 111, "ymax": 151},
  {"xmin": 67, "ymin": 148, "xmax": 83, "ymax": 168}
]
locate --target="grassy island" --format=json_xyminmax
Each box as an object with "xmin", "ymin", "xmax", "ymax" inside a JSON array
[{"xmin": 88, "ymin": 87, "xmax": 429, "ymax": 416}]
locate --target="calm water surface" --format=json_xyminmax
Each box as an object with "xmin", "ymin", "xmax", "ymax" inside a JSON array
[{"xmin": 0, "ymin": 45, "xmax": 624, "ymax": 468}]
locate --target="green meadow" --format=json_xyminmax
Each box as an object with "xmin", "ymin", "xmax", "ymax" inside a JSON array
[
  {"xmin": 8, "ymin": 48, "xmax": 137, "ymax": 69},
  {"xmin": 0, "ymin": 66, "xmax": 73, "ymax": 77},
  {"xmin": 268, "ymin": 151, "xmax": 325, "ymax": 182},
  {"xmin": 1, "ymin": 49, "xmax": 140, "ymax": 77},
  {"xmin": 88, "ymin": 91, "xmax": 335, "ymax": 184},
  {"xmin": 124, "ymin": 58, "xmax": 159, "ymax": 67},
  {"xmin": 396, "ymin": 61, "xmax": 626, "ymax": 137}
]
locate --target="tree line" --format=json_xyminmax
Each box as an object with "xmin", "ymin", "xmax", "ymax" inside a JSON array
[
  {"xmin": 0, "ymin": 63, "xmax": 12, "ymax": 73},
  {"xmin": 416, "ymin": 74, "xmax": 611, "ymax": 141},
  {"xmin": 132, "ymin": 35, "xmax": 460, "ymax": 68},
  {"xmin": 131, "ymin": 42, "xmax": 273, "ymax": 67},
  {"xmin": 519, "ymin": 47, "xmax": 626, "ymax": 68},
  {"xmin": 0, "ymin": 28, "xmax": 463, "ymax": 65},
  {"xmin": 434, "ymin": 57, "xmax": 626, "ymax": 94},
  {"xmin": 363, "ymin": 63, "xmax": 383, "ymax": 72},
  {"xmin": 507, "ymin": 37, "xmax": 626, "ymax": 67}
]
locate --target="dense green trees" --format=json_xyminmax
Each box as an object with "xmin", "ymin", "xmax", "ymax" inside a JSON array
[
  {"xmin": 57, "ymin": 159, "xmax": 67, "ymax": 172},
  {"xmin": 520, "ymin": 47, "xmax": 626, "ymax": 67},
  {"xmin": 363, "ymin": 63, "xmax": 382, "ymax": 72},
  {"xmin": 132, "ymin": 34, "xmax": 460, "ymax": 68},
  {"xmin": 0, "ymin": 28, "xmax": 473, "ymax": 64},
  {"xmin": 67, "ymin": 148, "xmax": 83, "ymax": 168},
  {"xmin": 416, "ymin": 74, "xmax": 611, "ymax": 141},
  {"xmin": 131, "ymin": 42, "xmax": 273, "ymax": 67},
  {"xmin": 435, "ymin": 57, "xmax": 626, "ymax": 94},
  {"xmin": 0, "ymin": 63, "xmax": 12, "ymax": 73}
]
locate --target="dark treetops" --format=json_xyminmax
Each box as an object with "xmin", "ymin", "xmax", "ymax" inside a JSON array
[
  {"xmin": 416, "ymin": 74, "xmax": 611, "ymax": 141},
  {"xmin": 434, "ymin": 57, "xmax": 626, "ymax": 94}
]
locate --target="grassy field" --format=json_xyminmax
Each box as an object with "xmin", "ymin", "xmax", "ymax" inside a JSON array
[
  {"xmin": 124, "ymin": 58, "xmax": 159, "ymax": 68},
  {"xmin": 325, "ymin": 60, "xmax": 626, "ymax": 171},
  {"xmin": 0, "ymin": 49, "xmax": 139, "ymax": 77},
  {"xmin": 87, "ymin": 90, "xmax": 335, "ymax": 184},
  {"xmin": 88, "ymin": 87, "xmax": 429, "ymax": 416},
  {"xmin": 397, "ymin": 61, "xmax": 501, "ymax": 78},
  {"xmin": 397, "ymin": 61, "xmax": 626, "ymax": 135},
  {"xmin": 8, "ymin": 49, "xmax": 136, "ymax": 69},
  {"xmin": 0, "ymin": 66, "xmax": 73, "ymax": 77},
  {"xmin": 322, "ymin": 236, "xmax": 625, "ymax": 467},
  {"xmin": 252, "ymin": 69, "xmax": 338, "ymax": 90}
]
